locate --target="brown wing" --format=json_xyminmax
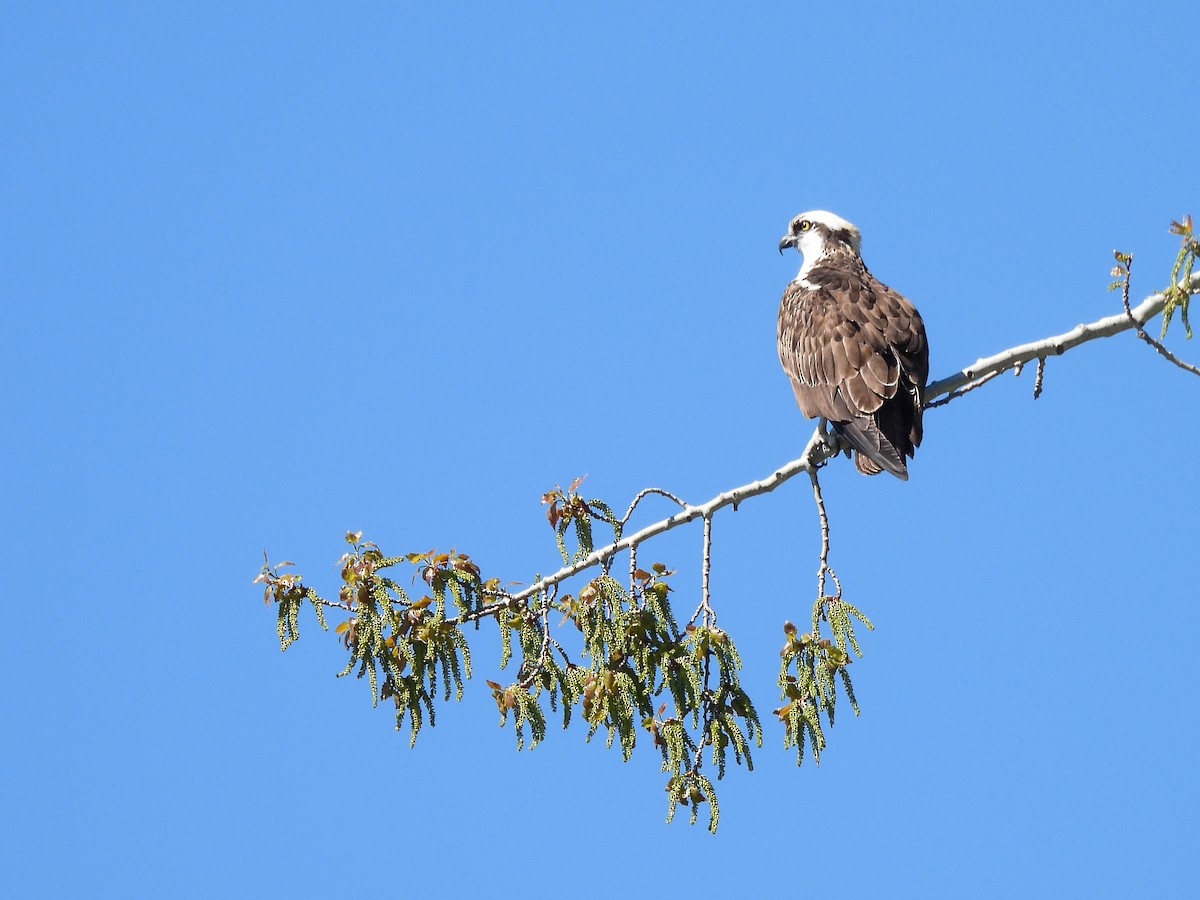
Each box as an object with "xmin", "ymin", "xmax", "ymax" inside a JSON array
[{"xmin": 777, "ymin": 267, "xmax": 928, "ymax": 478}]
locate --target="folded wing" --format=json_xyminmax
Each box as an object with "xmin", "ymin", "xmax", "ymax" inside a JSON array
[{"xmin": 777, "ymin": 269, "xmax": 928, "ymax": 479}]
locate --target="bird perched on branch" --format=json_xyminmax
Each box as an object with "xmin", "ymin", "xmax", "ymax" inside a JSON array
[{"xmin": 777, "ymin": 210, "xmax": 929, "ymax": 480}]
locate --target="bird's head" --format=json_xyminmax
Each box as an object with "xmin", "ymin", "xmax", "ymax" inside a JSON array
[{"xmin": 778, "ymin": 210, "xmax": 862, "ymax": 260}]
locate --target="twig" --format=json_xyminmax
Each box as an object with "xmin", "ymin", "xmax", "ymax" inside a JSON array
[
  {"xmin": 629, "ymin": 542, "xmax": 639, "ymax": 605},
  {"xmin": 924, "ymin": 369, "xmax": 1002, "ymax": 409},
  {"xmin": 621, "ymin": 487, "xmax": 689, "ymax": 525},
  {"xmin": 517, "ymin": 597, "xmax": 554, "ymax": 689},
  {"xmin": 807, "ymin": 467, "xmax": 840, "ymax": 601},
  {"xmin": 689, "ymin": 514, "xmax": 716, "ymax": 627},
  {"xmin": 1118, "ymin": 257, "xmax": 1200, "ymax": 377}
]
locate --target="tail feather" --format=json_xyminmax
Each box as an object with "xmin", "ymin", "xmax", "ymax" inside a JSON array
[{"xmin": 833, "ymin": 417, "xmax": 909, "ymax": 481}]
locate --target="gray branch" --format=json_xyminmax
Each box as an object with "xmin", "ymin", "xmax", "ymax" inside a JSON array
[
  {"xmin": 925, "ymin": 271, "xmax": 1200, "ymax": 401},
  {"xmin": 509, "ymin": 429, "xmax": 834, "ymax": 603}
]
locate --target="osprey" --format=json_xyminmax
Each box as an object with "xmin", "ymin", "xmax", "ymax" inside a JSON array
[{"xmin": 777, "ymin": 210, "xmax": 929, "ymax": 480}]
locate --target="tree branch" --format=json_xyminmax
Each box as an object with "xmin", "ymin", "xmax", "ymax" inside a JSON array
[
  {"xmin": 261, "ymin": 253, "xmax": 1197, "ymax": 832},
  {"xmin": 925, "ymin": 271, "xmax": 1200, "ymax": 401},
  {"xmin": 808, "ymin": 466, "xmax": 840, "ymax": 602},
  {"xmin": 502, "ymin": 273, "xmax": 1199, "ymax": 605},
  {"xmin": 506, "ymin": 427, "xmax": 835, "ymax": 605}
]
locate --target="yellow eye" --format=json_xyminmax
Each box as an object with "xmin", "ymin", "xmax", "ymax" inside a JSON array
[{"xmin": 796, "ymin": 220, "xmax": 812, "ymax": 233}]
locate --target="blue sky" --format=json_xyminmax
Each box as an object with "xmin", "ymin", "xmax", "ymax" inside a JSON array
[{"xmin": 3, "ymin": 3, "xmax": 1196, "ymax": 897}]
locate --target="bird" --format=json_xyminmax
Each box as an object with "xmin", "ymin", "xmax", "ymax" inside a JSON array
[{"xmin": 777, "ymin": 210, "xmax": 929, "ymax": 480}]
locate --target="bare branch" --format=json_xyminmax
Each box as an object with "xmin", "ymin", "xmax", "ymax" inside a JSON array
[
  {"xmin": 621, "ymin": 487, "xmax": 688, "ymax": 525},
  {"xmin": 924, "ymin": 368, "xmax": 1002, "ymax": 409},
  {"xmin": 689, "ymin": 514, "xmax": 716, "ymax": 628},
  {"xmin": 926, "ymin": 271, "xmax": 1200, "ymax": 403},
  {"xmin": 808, "ymin": 467, "xmax": 840, "ymax": 602}
]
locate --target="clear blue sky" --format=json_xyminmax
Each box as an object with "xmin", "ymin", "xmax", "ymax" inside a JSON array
[{"xmin": 3, "ymin": 3, "xmax": 1196, "ymax": 897}]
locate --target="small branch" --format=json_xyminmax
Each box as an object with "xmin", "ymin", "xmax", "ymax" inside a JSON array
[
  {"xmin": 517, "ymin": 598, "xmax": 554, "ymax": 689},
  {"xmin": 447, "ymin": 593, "xmax": 522, "ymax": 627},
  {"xmin": 808, "ymin": 466, "xmax": 839, "ymax": 602},
  {"xmin": 511, "ymin": 428, "xmax": 834, "ymax": 603},
  {"xmin": 925, "ymin": 271, "xmax": 1200, "ymax": 403},
  {"xmin": 1033, "ymin": 357, "xmax": 1046, "ymax": 399},
  {"xmin": 924, "ymin": 369, "xmax": 1002, "ymax": 409},
  {"xmin": 690, "ymin": 514, "xmax": 716, "ymax": 627},
  {"xmin": 1118, "ymin": 258, "xmax": 1200, "ymax": 377},
  {"xmin": 691, "ymin": 724, "xmax": 709, "ymax": 774},
  {"xmin": 629, "ymin": 542, "xmax": 639, "ymax": 604},
  {"xmin": 621, "ymin": 487, "xmax": 688, "ymax": 526}
]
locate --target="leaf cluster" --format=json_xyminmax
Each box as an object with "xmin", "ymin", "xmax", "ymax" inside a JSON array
[
  {"xmin": 260, "ymin": 533, "xmax": 478, "ymax": 747},
  {"xmin": 481, "ymin": 556, "xmax": 762, "ymax": 834},
  {"xmin": 774, "ymin": 595, "xmax": 872, "ymax": 767},
  {"xmin": 542, "ymin": 475, "xmax": 621, "ymax": 563},
  {"xmin": 643, "ymin": 618, "xmax": 763, "ymax": 833},
  {"xmin": 255, "ymin": 485, "xmax": 866, "ymax": 834},
  {"xmin": 1110, "ymin": 217, "xmax": 1198, "ymax": 340},
  {"xmin": 253, "ymin": 554, "xmax": 328, "ymax": 651},
  {"xmin": 1161, "ymin": 215, "xmax": 1197, "ymax": 339}
]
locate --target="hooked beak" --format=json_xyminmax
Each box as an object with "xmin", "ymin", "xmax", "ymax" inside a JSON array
[{"xmin": 778, "ymin": 234, "xmax": 796, "ymax": 255}]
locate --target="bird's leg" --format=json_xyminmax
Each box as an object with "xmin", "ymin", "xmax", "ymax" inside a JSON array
[
  {"xmin": 816, "ymin": 418, "xmax": 850, "ymax": 458},
  {"xmin": 804, "ymin": 419, "xmax": 832, "ymax": 469},
  {"xmin": 805, "ymin": 418, "xmax": 838, "ymax": 473},
  {"xmin": 817, "ymin": 417, "xmax": 833, "ymax": 446}
]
